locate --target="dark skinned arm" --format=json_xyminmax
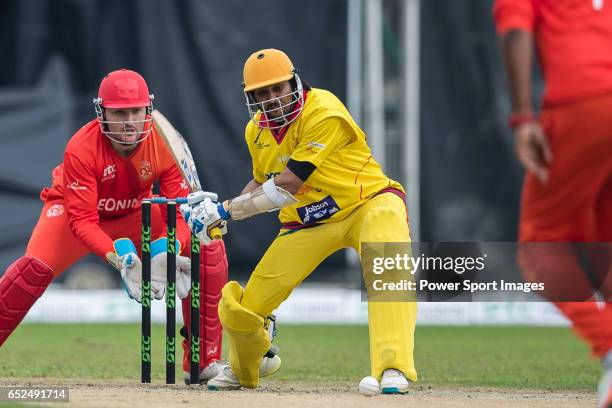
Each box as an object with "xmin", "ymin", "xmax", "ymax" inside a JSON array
[{"xmin": 500, "ymin": 29, "xmax": 553, "ymax": 184}]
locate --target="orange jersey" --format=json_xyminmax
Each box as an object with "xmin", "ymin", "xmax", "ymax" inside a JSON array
[
  {"xmin": 493, "ymin": 0, "xmax": 612, "ymax": 106},
  {"xmin": 41, "ymin": 119, "xmax": 190, "ymax": 257}
]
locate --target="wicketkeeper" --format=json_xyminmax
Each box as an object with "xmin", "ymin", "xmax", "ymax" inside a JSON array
[
  {"xmin": 0, "ymin": 69, "xmax": 229, "ymax": 383},
  {"xmin": 182, "ymin": 49, "xmax": 417, "ymax": 393}
]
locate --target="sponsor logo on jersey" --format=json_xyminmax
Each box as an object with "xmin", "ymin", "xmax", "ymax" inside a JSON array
[
  {"xmin": 296, "ymin": 195, "xmax": 340, "ymax": 225},
  {"xmin": 138, "ymin": 160, "xmax": 153, "ymax": 181},
  {"xmin": 67, "ymin": 181, "xmax": 87, "ymax": 191},
  {"xmin": 97, "ymin": 198, "xmax": 139, "ymax": 212},
  {"xmin": 256, "ymin": 142, "xmax": 270, "ymax": 150},
  {"xmin": 102, "ymin": 164, "xmax": 116, "ymax": 182},
  {"xmin": 46, "ymin": 203, "xmax": 64, "ymax": 218}
]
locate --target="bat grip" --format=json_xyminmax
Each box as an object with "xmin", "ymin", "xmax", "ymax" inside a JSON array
[{"xmin": 210, "ymin": 227, "xmax": 223, "ymax": 240}]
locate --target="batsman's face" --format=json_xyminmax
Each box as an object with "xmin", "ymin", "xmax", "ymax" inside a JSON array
[
  {"xmin": 253, "ymin": 81, "xmax": 293, "ymax": 119},
  {"xmin": 104, "ymin": 107, "xmax": 147, "ymax": 143}
]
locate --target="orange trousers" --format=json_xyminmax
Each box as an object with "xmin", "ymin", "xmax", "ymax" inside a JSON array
[
  {"xmin": 519, "ymin": 93, "xmax": 612, "ymax": 357},
  {"xmin": 26, "ymin": 201, "xmax": 164, "ymax": 277}
]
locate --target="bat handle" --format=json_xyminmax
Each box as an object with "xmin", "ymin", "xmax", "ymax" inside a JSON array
[{"xmin": 210, "ymin": 227, "xmax": 223, "ymax": 240}]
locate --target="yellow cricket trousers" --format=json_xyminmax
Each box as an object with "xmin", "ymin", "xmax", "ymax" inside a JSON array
[{"xmin": 220, "ymin": 192, "xmax": 417, "ymax": 387}]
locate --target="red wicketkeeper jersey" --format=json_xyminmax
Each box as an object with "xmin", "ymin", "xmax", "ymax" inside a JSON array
[{"xmin": 41, "ymin": 119, "xmax": 191, "ymax": 257}]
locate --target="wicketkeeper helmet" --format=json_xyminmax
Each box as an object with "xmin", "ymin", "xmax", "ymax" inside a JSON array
[{"xmin": 93, "ymin": 69, "xmax": 154, "ymax": 145}]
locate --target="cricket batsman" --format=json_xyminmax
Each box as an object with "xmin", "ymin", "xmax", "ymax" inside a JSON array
[
  {"xmin": 494, "ymin": 1, "xmax": 612, "ymax": 406},
  {"xmin": 182, "ymin": 49, "xmax": 417, "ymax": 393},
  {"xmin": 0, "ymin": 69, "xmax": 228, "ymax": 384}
]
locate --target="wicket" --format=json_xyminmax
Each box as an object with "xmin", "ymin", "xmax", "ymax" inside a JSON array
[{"xmin": 140, "ymin": 197, "xmax": 202, "ymax": 385}]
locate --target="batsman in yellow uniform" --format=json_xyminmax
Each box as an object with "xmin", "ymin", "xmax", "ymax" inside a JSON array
[{"xmin": 183, "ymin": 49, "xmax": 417, "ymax": 393}]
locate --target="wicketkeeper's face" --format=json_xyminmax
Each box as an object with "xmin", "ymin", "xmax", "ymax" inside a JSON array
[
  {"xmin": 252, "ymin": 80, "xmax": 294, "ymax": 119},
  {"xmin": 104, "ymin": 107, "xmax": 148, "ymax": 143}
]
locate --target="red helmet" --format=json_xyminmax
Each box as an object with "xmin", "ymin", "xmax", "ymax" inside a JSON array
[
  {"xmin": 97, "ymin": 69, "xmax": 152, "ymax": 108},
  {"xmin": 93, "ymin": 69, "xmax": 155, "ymax": 145}
]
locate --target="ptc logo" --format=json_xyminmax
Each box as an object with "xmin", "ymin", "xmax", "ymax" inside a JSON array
[
  {"xmin": 191, "ymin": 239, "xmax": 200, "ymax": 254},
  {"xmin": 166, "ymin": 283, "xmax": 176, "ymax": 308},
  {"xmin": 167, "ymin": 230, "xmax": 176, "ymax": 254},
  {"xmin": 191, "ymin": 283, "xmax": 200, "ymax": 308},
  {"xmin": 166, "ymin": 337, "xmax": 175, "ymax": 363},
  {"xmin": 191, "ymin": 337, "xmax": 200, "ymax": 363},
  {"xmin": 142, "ymin": 281, "xmax": 151, "ymax": 307},
  {"xmin": 102, "ymin": 164, "xmax": 116, "ymax": 182},
  {"xmin": 142, "ymin": 226, "xmax": 151, "ymax": 253},
  {"xmin": 142, "ymin": 336, "xmax": 151, "ymax": 362}
]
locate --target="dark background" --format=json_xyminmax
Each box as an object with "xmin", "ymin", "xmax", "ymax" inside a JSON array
[{"xmin": 0, "ymin": 0, "xmax": 530, "ymax": 283}]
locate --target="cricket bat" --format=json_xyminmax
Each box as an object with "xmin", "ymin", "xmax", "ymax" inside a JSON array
[{"xmin": 151, "ymin": 109, "xmax": 222, "ymax": 240}]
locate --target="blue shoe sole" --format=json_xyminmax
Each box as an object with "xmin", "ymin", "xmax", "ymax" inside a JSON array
[{"xmin": 381, "ymin": 387, "xmax": 408, "ymax": 394}]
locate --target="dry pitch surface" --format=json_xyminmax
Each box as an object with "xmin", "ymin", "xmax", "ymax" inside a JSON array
[
  {"xmin": 0, "ymin": 378, "xmax": 596, "ymax": 408},
  {"xmin": 0, "ymin": 325, "xmax": 601, "ymax": 407}
]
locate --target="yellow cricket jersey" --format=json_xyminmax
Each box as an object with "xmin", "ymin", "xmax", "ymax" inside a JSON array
[{"xmin": 244, "ymin": 88, "xmax": 405, "ymax": 227}]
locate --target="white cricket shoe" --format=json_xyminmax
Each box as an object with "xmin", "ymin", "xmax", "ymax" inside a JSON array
[
  {"xmin": 598, "ymin": 351, "xmax": 612, "ymax": 408},
  {"xmin": 207, "ymin": 355, "xmax": 282, "ymax": 391},
  {"xmin": 380, "ymin": 369, "xmax": 410, "ymax": 394},
  {"xmin": 208, "ymin": 365, "xmax": 241, "ymax": 390},
  {"xmin": 183, "ymin": 360, "xmax": 226, "ymax": 385}
]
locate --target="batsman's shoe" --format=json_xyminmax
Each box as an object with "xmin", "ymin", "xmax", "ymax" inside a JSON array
[
  {"xmin": 207, "ymin": 365, "xmax": 241, "ymax": 391},
  {"xmin": 207, "ymin": 355, "xmax": 281, "ymax": 391},
  {"xmin": 598, "ymin": 352, "xmax": 612, "ymax": 408},
  {"xmin": 183, "ymin": 360, "xmax": 226, "ymax": 385},
  {"xmin": 259, "ymin": 354, "xmax": 281, "ymax": 378},
  {"xmin": 380, "ymin": 369, "xmax": 410, "ymax": 394}
]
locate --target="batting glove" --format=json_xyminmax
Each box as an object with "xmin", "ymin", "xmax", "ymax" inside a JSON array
[{"xmin": 180, "ymin": 198, "xmax": 228, "ymax": 245}]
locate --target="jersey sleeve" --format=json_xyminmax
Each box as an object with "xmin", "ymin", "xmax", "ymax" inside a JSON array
[
  {"xmin": 157, "ymin": 153, "xmax": 191, "ymax": 253},
  {"xmin": 492, "ymin": 0, "xmax": 536, "ymax": 35},
  {"xmin": 290, "ymin": 116, "xmax": 352, "ymax": 168},
  {"xmin": 63, "ymin": 152, "xmax": 115, "ymax": 258}
]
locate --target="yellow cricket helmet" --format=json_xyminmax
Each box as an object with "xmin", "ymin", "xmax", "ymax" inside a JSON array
[
  {"xmin": 242, "ymin": 49, "xmax": 305, "ymax": 129},
  {"xmin": 242, "ymin": 49, "xmax": 296, "ymax": 92}
]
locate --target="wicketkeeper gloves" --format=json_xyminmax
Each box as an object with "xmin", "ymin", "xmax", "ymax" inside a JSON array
[
  {"xmin": 106, "ymin": 238, "xmax": 143, "ymax": 302},
  {"xmin": 106, "ymin": 237, "xmax": 192, "ymax": 302}
]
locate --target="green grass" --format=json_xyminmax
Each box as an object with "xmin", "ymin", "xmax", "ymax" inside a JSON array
[
  {"xmin": 414, "ymin": 326, "xmax": 600, "ymax": 390},
  {"xmin": 0, "ymin": 324, "xmax": 601, "ymax": 391}
]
